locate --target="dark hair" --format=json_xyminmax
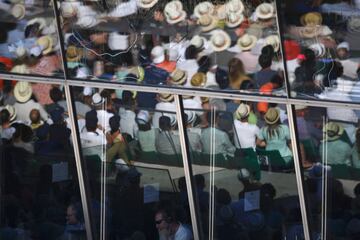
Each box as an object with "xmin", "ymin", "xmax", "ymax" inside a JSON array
[
  {"xmin": 216, "ymin": 188, "xmax": 231, "ymax": 205},
  {"xmin": 198, "ymin": 56, "xmax": 211, "ymax": 73},
  {"xmin": 261, "ymin": 183, "xmax": 276, "ymax": 199},
  {"xmin": 270, "ymin": 74, "xmax": 284, "ymax": 88},
  {"xmin": 333, "ymin": 61, "xmax": 344, "ymax": 78},
  {"xmin": 216, "ymin": 68, "xmax": 229, "ymax": 89},
  {"xmin": 354, "ymin": 183, "xmax": 360, "ymax": 196},
  {"xmin": 0, "ymin": 109, "xmax": 10, "ymax": 124},
  {"xmin": 109, "ymin": 115, "xmax": 120, "ymax": 134},
  {"xmin": 228, "ymin": 58, "xmax": 246, "ymax": 82},
  {"xmin": 259, "ymin": 54, "xmax": 272, "ymax": 69},
  {"xmin": 195, "ymin": 174, "xmax": 205, "ymax": 189},
  {"xmin": 303, "ymin": 48, "xmax": 316, "ymax": 66},
  {"xmin": 50, "ymin": 87, "xmax": 63, "ymax": 103},
  {"xmin": 24, "ymin": 23, "xmax": 40, "ymax": 38},
  {"xmin": 122, "ymin": 90, "xmax": 134, "ymax": 107},
  {"xmin": 185, "ymin": 45, "xmax": 198, "ymax": 60},
  {"xmin": 85, "ymin": 110, "xmax": 98, "ymax": 131},
  {"xmin": 261, "ymin": 45, "xmax": 275, "ymax": 58},
  {"xmin": 240, "ymin": 80, "xmax": 254, "ymax": 90},
  {"xmin": 159, "ymin": 116, "xmax": 171, "ymax": 131}
]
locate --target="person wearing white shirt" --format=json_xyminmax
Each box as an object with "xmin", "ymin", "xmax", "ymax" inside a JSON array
[
  {"xmin": 80, "ymin": 110, "xmax": 105, "ymax": 156},
  {"xmin": 177, "ymin": 45, "xmax": 200, "ymax": 87},
  {"xmin": 152, "ymin": 93, "xmax": 176, "ymax": 129}
]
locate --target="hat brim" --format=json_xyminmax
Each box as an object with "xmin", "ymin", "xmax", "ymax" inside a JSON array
[
  {"xmin": 12, "ymin": 4, "xmax": 26, "ymax": 20},
  {"xmin": 323, "ymin": 124, "xmax": 344, "ymax": 141},
  {"xmin": 238, "ymin": 35, "xmax": 258, "ymax": 51},
  {"xmin": 265, "ymin": 36, "xmax": 280, "ymax": 52},
  {"xmin": 138, "ymin": 0, "xmax": 158, "ymax": 9},
  {"xmin": 210, "ymin": 31, "xmax": 231, "ymax": 52},
  {"xmin": 255, "ymin": 4, "xmax": 275, "ymax": 20},
  {"xmin": 194, "ymin": 3, "xmax": 214, "ymax": 19},
  {"xmin": 166, "ymin": 11, "xmax": 186, "ymax": 25},
  {"xmin": 226, "ymin": 15, "xmax": 244, "ymax": 28},
  {"xmin": 38, "ymin": 36, "xmax": 54, "ymax": 55},
  {"xmin": 199, "ymin": 17, "xmax": 218, "ymax": 32},
  {"xmin": 264, "ymin": 110, "xmax": 280, "ymax": 125},
  {"xmin": 235, "ymin": 105, "xmax": 250, "ymax": 120},
  {"xmin": 14, "ymin": 87, "xmax": 32, "ymax": 103}
]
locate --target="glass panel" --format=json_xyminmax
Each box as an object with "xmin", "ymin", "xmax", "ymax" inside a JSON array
[
  {"xmin": 59, "ymin": 1, "xmax": 286, "ymax": 96},
  {"xmin": 0, "ymin": 80, "xmax": 85, "ymax": 239},
  {"xmin": 295, "ymin": 104, "xmax": 360, "ymax": 239},
  {"xmin": 280, "ymin": 1, "xmax": 360, "ymax": 102},
  {"xmin": 0, "ymin": 1, "xmax": 64, "ymax": 77},
  {"xmin": 182, "ymin": 96, "xmax": 304, "ymax": 239},
  {"xmin": 72, "ymin": 87, "xmax": 194, "ymax": 239}
]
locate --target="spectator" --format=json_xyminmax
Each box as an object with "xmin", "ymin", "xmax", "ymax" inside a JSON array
[
  {"xmin": 228, "ymin": 58, "xmax": 252, "ymax": 90},
  {"xmin": 155, "ymin": 115, "xmax": 181, "ymax": 155}
]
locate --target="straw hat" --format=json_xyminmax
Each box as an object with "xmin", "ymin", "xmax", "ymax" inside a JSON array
[
  {"xmin": 108, "ymin": 32, "xmax": 129, "ymax": 51},
  {"xmin": 237, "ymin": 34, "xmax": 257, "ymax": 51},
  {"xmin": 60, "ymin": 1, "xmax": 81, "ymax": 18},
  {"xmin": 151, "ymin": 46, "xmax": 165, "ymax": 64},
  {"xmin": 323, "ymin": 122, "xmax": 344, "ymax": 141},
  {"xmin": 138, "ymin": 0, "xmax": 158, "ymax": 9},
  {"xmin": 198, "ymin": 15, "xmax": 218, "ymax": 32},
  {"xmin": 265, "ymin": 35, "xmax": 280, "ymax": 52},
  {"xmin": 191, "ymin": 72, "xmax": 207, "ymax": 87},
  {"xmin": 37, "ymin": 35, "xmax": 53, "ymax": 55},
  {"xmin": 255, "ymin": 3, "xmax": 274, "ymax": 20},
  {"xmin": 226, "ymin": 12, "xmax": 244, "ymax": 28},
  {"xmin": 300, "ymin": 12, "xmax": 322, "ymax": 27},
  {"xmin": 226, "ymin": 0, "xmax": 245, "ymax": 14},
  {"xmin": 136, "ymin": 110, "xmax": 150, "ymax": 124},
  {"xmin": 194, "ymin": 1, "xmax": 214, "ymax": 19},
  {"xmin": 210, "ymin": 30, "xmax": 231, "ymax": 52},
  {"xmin": 11, "ymin": 4, "xmax": 25, "ymax": 20},
  {"xmin": 66, "ymin": 46, "xmax": 83, "ymax": 62},
  {"xmin": 5, "ymin": 105, "xmax": 17, "ymax": 122},
  {"xmin": 299, "ymin": 26, "xmax": 319, "ymax": 38},
  {"xmin": 11, "ymin": 64, "xmax": 30, "ymax": 74},
  {"xmin": 235, "ymin": 103, "xmax": 250, "ymax": 120},
  {"xmin": 14, "ymin": 82, "xmax": 32, "ymax": 103},
  {"xmin": 185, "ymin": 110, "xmax": 196, "ymax": 125},
  {"xmin": 190, "ymin": 35, "xmax": 207, "ymax": 50},
  {"xmin": 309, "ymin": 43, "xmax": 326, "ymax": 58},
  {"xmin": 164, "ymin": 1, "xmax": 186, "ymax": 25},
  {"xmin": 170, "ymin": 69, "xmax": 187, "ymax": 85},
  {"xmin": 26, "ymin": 17, "xmax": 47, "ymax": 30},
  {"xmin": 264, "ymin": 108, "xmax": 280, "ymax": 125},
  {"xmin": 92, "ymin": 93, "xmax": 104, "ymax": 106},
  {"xmin": 159, "ymin": 93, "xmax": 174, "ymax": 102}
]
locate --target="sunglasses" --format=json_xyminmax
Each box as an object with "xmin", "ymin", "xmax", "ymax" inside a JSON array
[{"xmin": 155, "ymin": 219, "xmax": 164, "ymax": 225}]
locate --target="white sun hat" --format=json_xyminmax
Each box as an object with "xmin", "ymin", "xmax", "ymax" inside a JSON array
[
  {"xmin": 210, "ymin": 30, "xmax": 231, "ymax": 52},
  {"xmin": 151, "ymin": 46, "xmax": 165, "ymax": 64},
  {"xmin": 37, "ymin": 35, "xmax": 53, "ymax": 55},
  {"xmin": 164, "ymin": 1, "xmax": 187, "ymax": 25},
  {"xmin": 14, "ymin": 81, "xmax": 32, "ymax": 103},
  {"xmin": 108, "ymin": 32, "xmax": 129, "ymax": 50},
  {"xmin": 138, "ymin": 0, "xmax": 158, "ymax": 9},
  {"xmin": 309, "ymin": 43, "xmax": 326, "ymax": 58},
  {"xmin": 255, "ymin": 3, "xmax": 275, "ymax": 20},
  {"xmin": 190, "ymin": 35, "xmax": 207, "ymax": 50},
  {"xmin": 11, "ymin": 4, "xmax": 25, "ymax": 20},
  {"xmin": 226, "ymin": 11, "xmax": 244, "ymax": 28},
  {"xmin": 26, "ymin": 17, "xmax": 47, "ymax": 30},
  {"xmin": 265, "ymin": 35, "xmax": 280, "ymax": 52},
  {"xmin": 226, "ymin": 0, "xmax": 245, "ymax": 14},
  {"xmin": 60, "ymin": 1, "xmax": 81, "ymax": 18},
  {"xmin": 198, "ymin": 15, "xmax": 218, "ymax": 32},
  {"xmin": 194, "ymin": 1, "xmax": 214, "ymax": 19},
  {"xmin": 237, "ymin": 34, "xmax": 258, "ymax": 51}
]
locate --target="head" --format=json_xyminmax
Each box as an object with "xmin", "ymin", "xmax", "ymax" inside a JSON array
[
  {"xmin": 154, "ymin": 209, "xmax": 172, "ymax": 231},
  {"xmin": 66, "ymin": 203, "xmax": 83, "ymax": 225},
  {"xmin": 185, "ymin": 45, "xmax": 198, "ymax": 60},
  {"xmin": 228, "ymin": 58, "xmax": 246, "ymax": 82},
  {"xmin": 159, "ymin": 116, "xmax": 171, "ymax": 131},
  {"xmin": 198, "ymin": 55, "xmax": 211, "ymax": 73},
  {"xmin": 259, "ymin": 54, "xmax": 272, "ymax": 69},
  {"xmin": 261, "ymin": 45, "xmax": 275, "ymax": 58},
  {"xmin": 0, "ymin": 109, "xmax": 10, "ymax": 125},
  {"xmin": 30, "ymin": 109, "xmax": 41, "ymax": 124},
  {"xmin": 270, "ymin": 74, "xmax": 284, "ymax": 88},
  {"xmin": 50, "ymin": 87, "xmax": 63, "ymax": 103},
  {"xmin": 109, "ymin": 115, "xmax": 120, "ymax": 134},
  {"xmin": 85, "ymin": 110, "xmax": 98, "ymax": 132}
]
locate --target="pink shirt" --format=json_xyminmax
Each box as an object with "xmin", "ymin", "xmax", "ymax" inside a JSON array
[{"xmin": 235, "ymin": 51, "xmax": 259, "ymax": 74}]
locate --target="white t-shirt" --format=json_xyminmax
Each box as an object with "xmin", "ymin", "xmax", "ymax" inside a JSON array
[
  {"xmin": 97, "ymin": 110, "xmax": 114, "ymax": 133},
  {"xmin": 233, "ymin": 120, "xmax": 260, "ymax": 149}
]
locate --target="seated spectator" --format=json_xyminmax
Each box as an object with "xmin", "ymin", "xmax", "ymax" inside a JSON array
[
  {"xmin": 228, "ymin": 58, "xmax": 252, "ymax": 90},
  {"xmin": 155, "ymin": 115, "xmax": 181, "ymax": 155},
  {"xmin": 201, "ymin": 111, "xmax": 236, "ymax": 158},
  {"xmin": 320, "ymin": 122, "xmax": 352, "ymax": 166},
  {"xmin": 119, "ymin": 91, "xmax": 138, "ymax": 140},
  {"xmin": 151, "ymin": 45, "xmax": 176, "ymax": 73},
  {"xmin": 106, "ymin": 115, "xmax": 129, "ymax": 164},
  {"xmin": 185, "ymin": 111, "xmax": 202, "ymax": 153},
  {"xmin": 254, "ymin": 49, "xmax": 278, "ymax": 88},
  {"xmin": 136, "ymin": 110, "xmax": 157, "ymax": 152},
  {"xmin": 233, "ymin": 103, "xmax": 260, "ymax": 149},
  {"xmin": 80, "ymin": 110, "xmax": 104, "ymax": 153},
  {"xmin": 152, "ymin": 93, "xmax": 176, "ymax": 129},
  {"xmin": 0, "ymin": 107, "xmax": 16, "ymax": 141},
  {"xmin": 93, "ymin": 92, "xmax": 114, "ymax": 132},
  {"xmin": 257, "ymin": 108, "xmax": 293, "ymax": 165},
  {"xmin": 29, "ymin": 109, "xmax": 43, "ymax": 130},
  {"xmin": 336, "ymin": 41, "xmax": 360, "ymax": 80}
]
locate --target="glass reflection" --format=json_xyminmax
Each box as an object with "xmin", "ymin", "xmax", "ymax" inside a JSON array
[
  {"xmin": 0, "ymin": 1, "xmax": 64, "ymax": 77},
  {"xmin": 0, "ymin": 80, "xmax": 84, "ymax": 239},
  {"xmin": 59, "ymin": 0, "xmax": 286, "ymax": 96},
  {"xmin": 182, "ymin": 97, "xmax": 303, "ymax": 239},
  {"xmin": 72, "ymin": 86, "xmax": 193, "ymax": 239},
  {"xmin": 295, "ymin": 104, "xmax": 360, "ymax": 239},
  {"xmin": 281, "ymin": 0, "xmax": 360, "ymax": 102}
]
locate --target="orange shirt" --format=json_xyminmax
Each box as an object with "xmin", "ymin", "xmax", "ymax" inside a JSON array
[
  {"xmin": 156, "ymin": 61, "xmax": 176, "ymax": 73},
  {"xmin": 257, "ymin": 82, "xmax": 275, "ymax": 114}
]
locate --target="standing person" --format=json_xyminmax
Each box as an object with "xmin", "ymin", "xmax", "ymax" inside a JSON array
[{"xmin": 257, "ymin": 108, "xmax": 293, "ymax": 165}]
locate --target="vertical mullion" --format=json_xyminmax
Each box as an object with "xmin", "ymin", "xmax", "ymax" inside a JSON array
[
  {"xmin": 286, "ymin": 104, "xmax": 311, "ymax": 240},
  {"xmin": 174, "ymin": 95, "xmax": 203, "ymax": 240}
]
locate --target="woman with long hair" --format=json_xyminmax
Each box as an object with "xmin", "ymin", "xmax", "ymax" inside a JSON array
[{"xmin": 228, "ymin": 58, "xmax": 252, "ymax": 90}]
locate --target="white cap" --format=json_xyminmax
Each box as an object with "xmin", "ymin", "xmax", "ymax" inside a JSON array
[
  {"xmin": 83, "ymin": 87, "xmax": 93, "ymax": 96},
  {"xmin": 151, "ymin": 46, "xmax": 165, "ymax": 64},
  {"xmin": 337, "ymin": 42, "xmax": 350, "ymax": 51},
  {"xmin": 136, "ymin": 110, "xmax": 150, "ymax": 124}
]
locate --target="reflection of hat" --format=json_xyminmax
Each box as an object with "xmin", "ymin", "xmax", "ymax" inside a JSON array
[
  {"xmin": 5, "ymin": 105, "xmax": 16, "ymax": 122},
  {"xmin": 309, "ymin": 43, "xmax": 326, "ymax": 58},
  {"xmin": 60, "ymin": 1, "xmax": 81, "ymax": 18},
  {"xmin": 323, "ymin": 122, "xmax": 344, "ymax": 141},
  {"xmin": 237, "ymin": 34, "xmax": 257, "ymax": 51},
  {"xmin": 108, "ymin": 32, "xmax": 129, "ymax": 51},
  {"xmin": 226, "ymin": 12, "xmax": 244, "ymax": 28},
  {"xmin": 11, "ymin": 4, "xmax": 25, "ymax": 20},
  {"xmin": 264, "ymin": 108, "xmax": 280, "ymax": 125},
  {"xmin": 198, "ymin": 15, "xmax": 218, "ymax": 32},
  {"xmin": 284, "ymin": 40, "xmax": 301, "ymax": 60},
  {"xmin": 191, "ymin": 72, "xmax": 207, "ymax": 87},
  {"xmin": 337, "ymin": 42, "xmax": 350, "ymax": 51},
  {"xmin": 265, "ymin": 35, "xmax": 280, "ymax": 52},
  {"xmin": 300, "ymin": 12, "xmax": 322, "ymax": 26},
  {"xmin": 185, "ymin": 111, "xmax": 196, "ymax": 125},
  {"xmin": 151, "ymin": 46, "xmax": 165, "ymax": 64},
  {"xmin": 11, "ymin": 64, "xmax": 30, "ymax": 74},
  {"xmin": 190, "ymin": 35, "xmax": 206, "ymax": 50},
  {"xmin": 255, "ymin": 3, "xmax": 274, "ymax": 20},
  {"xmin": 170, "ymin": 69, "xmax": 187, "ymax": 85},
  {"xmin": 235, "ymin": 103, "xmax": 250, "ymax": 120},
  {"xmin": 159, "ymin": 93, "xmax": 174, "ymax": 102},
  {"xmin": 138, "ymin": 0, "xmax": 158, "ymax": 9},
  {"xmin": 66, "ymin": 46, "xmax": 83, "ymax": 62},
  {"xmin": 27, "ymin": 17, "xmax": 47, "ymax": 30},
  {"xmin": 14, "ymin": 82, "xmax": 32, "ymax": 103},
  {"xmin": 136, "ymin": 110, "xmax": 150, "ymax": 124},
  {"xmin": 225, "ymin": 0, "xmax": 245, "ymax": 14},
  {"xmin": 37, "ymin": 35, "xmax": 53, "ymax": 55},
  {"xmin": 194, "ymin": 1, "xmax": 214, "ymax": 19},
  {"xmin": 299, "ymin": 26, "xmax": 319, "ymax": 38},
  {"xmin": 83, "ymin": 87, "xmax": 93, "ymax": 96},
  {"xmin": 164, "ymin": 1, "xmax": 186, "ymax": 25},
  {"xmin": 92, "ymin": 93, "xmax": 104, "ymax": 106},
  {"xmin": 210, "ymin": 30, "xmax": 231, "ymax": 52}
]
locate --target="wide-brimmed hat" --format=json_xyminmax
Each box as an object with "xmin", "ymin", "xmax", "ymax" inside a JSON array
[
  {"xmin": 299, "ymin": 26, "xmax": 319, "ymax": 38},
  {"xmin": 226, "ymin": 12, "xmax": 244, "ymax": 28},
  {"xmin": 210, "ymin": 30, "xmax": 231, "ymax": 52},
  {"xmin": 66, "ymin": 46, "xmax": 83, "ymax": 62},
  {"xmin": 108, "ymin": 32, "xmax": 129, "ymax": 51},
  {"xmin": 198, "ymin": 15, "xmax": 218, "ymax": 32},
  {"xmin": 11, "ymin": 4, "xmax": 25, "ymax": 20},
  {"xmin": 255, "ymin": 3, "xmax": 274, "ymax": 20},
  {"xmin": 284, "ymin": 40, "xmax": 301, "ymax": 60},
  {"xmin": 237, "ymin": 34, "xmax": 257, "ymax": 51},
  {"xmin": 151, "ymin": 46, "xmax": 165, "ymax": 64},
  {"xmin": 26, "ymin": 17, "xmax": 47, "ymax": 30},
  {"xmin": 264, "ymin": 108, "xmax": 280, "ymax": 125},
  {"xmin": 60, "ymin": 1, "xmax": 81, "ymax": 18},
  {"xmin": 164, "ymin": 1, "xmax": 186, "ymax": 25},
  {"xmin": 159, "ymin": 93, "xmax": 174, "ymax": 102},
  {"xmin": 5, "ymin": 105, "xmax": 17, "ymax": 122},
  {"xmin": 191, "ymin": 72, "xmax": 207, "ymax": 87},
  {"xmin": 309, "ymin": 43, "xmax": 326, "ymax": 58},
  {"xmin": 323, "ymin": 122, "xmax": 344, "ymax": 141},
  {"xmin": 14, "ymin": 82, "xmax": 32, "ymax": 103},
  {"xmin": 185, "ymin": 110, "xmax": 196, "ymax": 125},
  {"xmin": 190, "ymin": 35, "xmax": 207, "ymax": 50},
  {"xmin": 300, "ymin": 12, "xmax": 322, "ymax": 27},
  {"xmin": 37, "ymin": 35, "xmax": 53, "ymax": 55},
  {"xmin": 265, "ymin": 35, "xmax": 280, "ymax": 52},
  {"xmin": 235, "ymin": 103, "xmax": 250, "ymax": 120},
  {"xmin": 138, "ymin": 0, "xmax": 158, "ymax": 9},
  {"xmin": 92, "ymin": 93, "xmax": 104, "ymax": 106},
  {"xmin": 194, "ymin": 1, "xmax": 214, "ymax": 19},
  {"xmin": 11, "ymin": 64, "xmax": 30, "ymax": 74},
  {"xmin": 226, "ymin": 0, "xmax": 245, "ymax": 14},
  {"xmin": 170, "ymin": 69, "xmax": 187, "ymax": 85}
]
